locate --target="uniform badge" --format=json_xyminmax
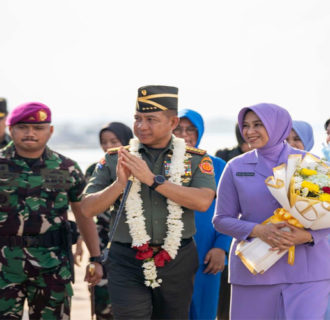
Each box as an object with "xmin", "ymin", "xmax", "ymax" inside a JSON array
[
  {"xmin": 38, "ymin": 110, "xmax": 48, "ymax": 121},
  {"xmin": 179, "ymin": 159, "xmax": 192, "ymax": 184},
  {"xmin": 201, "ymin": 156, "xmax": 212, "ymax": 163},
  {"xmin": 164, "ymin": 160, "xmax": 171, "ymax": 176},
  {"xmin": 184, "ymin": 160, "xmax": 192, "ymax": 176},
  {"xmin": 97, "ymin": 157, "xmax": 106, "ymax": 169},
  {"xmin": 181, "ymin": 177, "xmax": 191, "ymax": 184},
  {"xmin": 236, "ymin": 172, "xmax": 255, "ymax": 176},
  {"xmin": 199, "ymin": 156, "xmax": 214, "ymax": 175}
]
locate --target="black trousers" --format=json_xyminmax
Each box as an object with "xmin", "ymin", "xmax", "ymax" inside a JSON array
[
  {"xmin": 217, "ymin": 265, "xmax": 231, "ymax": 320},
  {"xmin": 106, "ymin": 240, "xmax": 199, "ymax": 320}
]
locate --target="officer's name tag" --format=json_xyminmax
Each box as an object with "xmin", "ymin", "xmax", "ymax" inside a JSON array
[{"xmin": 236, "ymin": 172, "xmax": 255, "ymax": 176}]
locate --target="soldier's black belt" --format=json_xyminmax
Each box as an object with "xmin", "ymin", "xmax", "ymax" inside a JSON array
[{"xmin": 0, "ymin": 229, "xmax": 64, "ymax": 248}]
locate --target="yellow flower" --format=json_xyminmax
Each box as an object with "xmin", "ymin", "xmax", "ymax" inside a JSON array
[
  {"xmin": 319, "ymin": 193, "xmax": 330, "ymax": 202},
  {"xmin": 300, "ymin": 168, "xmax": 317, "ymax": 176},
  {"xmin": 301, "ymin": 181, "xmax": 319, "ymax": 194}
]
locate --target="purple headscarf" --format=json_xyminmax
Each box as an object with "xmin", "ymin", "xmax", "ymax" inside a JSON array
[{"xmin": 238, "ymin": 103, "xmax": 292, "ymax": 162}]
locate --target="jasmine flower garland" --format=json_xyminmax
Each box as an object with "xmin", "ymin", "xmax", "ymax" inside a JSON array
[{"xmin": 125, "ymin": 136, "xmax": 187, "ymax": 288}]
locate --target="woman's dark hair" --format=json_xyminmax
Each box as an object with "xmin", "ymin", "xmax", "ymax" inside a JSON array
[
  {"xmin": 99, "ymin": 122, "xmax": 133, "ymax": 146},
  {"xmin": 325, "ymin": 119, "xmax": 330, "ymax": 130},
  {"xmin": 235, "ymin": 123, "xmax": 245, "ymax": 146}
]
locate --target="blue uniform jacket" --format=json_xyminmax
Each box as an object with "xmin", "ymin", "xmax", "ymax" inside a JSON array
[{"xmin": 178, "ymin": 109, "xmax": 232, "ymax": 320}]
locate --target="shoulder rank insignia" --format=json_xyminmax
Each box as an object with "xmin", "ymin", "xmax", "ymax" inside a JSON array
[
  {"xmin": 107, "ymin": 145, "xmax": 130, "ymax": 155},
  {"xmin": 199, "ymin": 156, "xmax": 214, "ymax": 175},
  {"xmin": 185, "ymin": 146, "xmax": 207, "ymax": 156}
]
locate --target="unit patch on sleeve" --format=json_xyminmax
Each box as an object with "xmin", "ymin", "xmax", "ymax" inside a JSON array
[{"xmin": 198, "ymin": 156, "xmax": 214, "ymax": 175}]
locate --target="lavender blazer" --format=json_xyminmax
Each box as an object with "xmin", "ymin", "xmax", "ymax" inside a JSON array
[{"xmin": 213, "ymin": 143, "xmax": 330, "ymax": 285}]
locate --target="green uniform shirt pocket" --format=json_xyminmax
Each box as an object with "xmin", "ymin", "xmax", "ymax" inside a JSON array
[
  {"xmin": 0, "ymin": 167, "xmax": 20, "ymax": 207},
  {"xmin": 40, "ymin": 168, "xmax": 72, "ymax": 190}
]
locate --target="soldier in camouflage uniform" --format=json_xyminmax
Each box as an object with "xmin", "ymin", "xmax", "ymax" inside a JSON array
[
  {"xmin": 82, "ymin": 122, "xmax": 133, "ymax": 320},
  {"xmin": 0, "ymin": 98, "xmax": 12, "ymax": 149},
  {"xmin": 82, "ymin": 86, "xmax": 217, "ymax": 319},
  {"xmin": 0, "ymin": 102, "xmax": 102, "ymax": 320}
]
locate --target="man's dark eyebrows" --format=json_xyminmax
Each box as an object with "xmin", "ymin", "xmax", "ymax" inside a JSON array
[{"xmin": 33, "ymin": 124, "xmax": 49, "ymax": 128}]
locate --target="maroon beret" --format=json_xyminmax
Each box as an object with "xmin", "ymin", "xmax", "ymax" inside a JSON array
[{"xmin": 6, "ymin": 102, "xmax": 51, "ymax": 126}]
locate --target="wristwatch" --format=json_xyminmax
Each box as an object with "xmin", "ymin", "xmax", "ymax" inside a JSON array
[
  {"xmin": 150, "ymin": 175, "xmax": 166, "ymax": 190},
  {"xmin": 89, "ymin": 255, "xmax": 103, "ymax": 264},
  {"xmin": 306, "ymin": 235, "xmax": 314, "ymax": 245}
]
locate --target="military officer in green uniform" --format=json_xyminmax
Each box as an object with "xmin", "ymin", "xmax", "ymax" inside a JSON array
[
  {"xmin": 0, "ymin": 102, "xmax": 102, "ymax": 320},
  {"xmin": 82, "ymin": 85, "xmax": 216, "ymax": 319},
  {"xmin": 0, "ymin": 98, "xmax": 12, "ymax": 148}
]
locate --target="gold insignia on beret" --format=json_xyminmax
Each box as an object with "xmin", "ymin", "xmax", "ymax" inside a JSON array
[
  {"xmin": 39, "ymin": 110, "xmax": 47, "ymax": 121},
  {"xmin": 136, "ymin": 86, "xmax": 178, "ymax": 113},
  {"xmin": 137, "ymin": 93, "xmax": 178, "ymax": 111}
]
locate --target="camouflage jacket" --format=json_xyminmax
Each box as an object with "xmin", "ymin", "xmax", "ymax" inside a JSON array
[
  {"xmin": 0, "ymin": 133, "xmax": 11, "ymax": 149},
  {"xmin": 0, "ymin": 142, "xmax": 86, "ymax": 236}
]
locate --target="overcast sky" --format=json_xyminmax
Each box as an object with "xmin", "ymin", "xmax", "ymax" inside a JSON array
[{"xmin": 1, "ymin": 0, "xmax": 329, "ymax": 135}]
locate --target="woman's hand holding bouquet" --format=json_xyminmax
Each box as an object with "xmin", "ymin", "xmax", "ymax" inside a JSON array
[{"xmin": 236, "ymin": 154, "xmax": 329, "ymax": 275}]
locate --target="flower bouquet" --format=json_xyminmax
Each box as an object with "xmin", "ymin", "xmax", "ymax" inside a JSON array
[
  {"xmin": 266, "ymin": 153, "xmax": 330, "ymax": 230},
  {"xmin": 236, "ymin": 153, "xmax": 330, "ymax": 275}
]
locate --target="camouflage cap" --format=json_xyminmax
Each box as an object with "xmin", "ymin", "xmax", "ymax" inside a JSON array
[
  {"xmin": 136, "ymin": 85, "xmax": 178, "ymax": 113},
  {"xmin": 6, "ymin": 102, "xmax": 51, "ymax": 126},
  {"xmin": 0, "ymin": 98, "xmax": 8, "ymax": 118}
]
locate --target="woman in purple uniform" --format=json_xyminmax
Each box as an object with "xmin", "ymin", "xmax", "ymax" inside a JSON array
[{"xmin": 213, "ymin": 103, "xmax": 330, "ymax": 319}]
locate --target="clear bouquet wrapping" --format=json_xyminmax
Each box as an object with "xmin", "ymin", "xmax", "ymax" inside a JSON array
[{"xmin": 236, "ymin": 153, "xmax": 330, "ymax": 275}]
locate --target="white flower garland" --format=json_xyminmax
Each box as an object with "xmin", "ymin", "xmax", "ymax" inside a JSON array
[{"xmin": 125, "ymin": 136, "xmax": 186, "ymax": 288}]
